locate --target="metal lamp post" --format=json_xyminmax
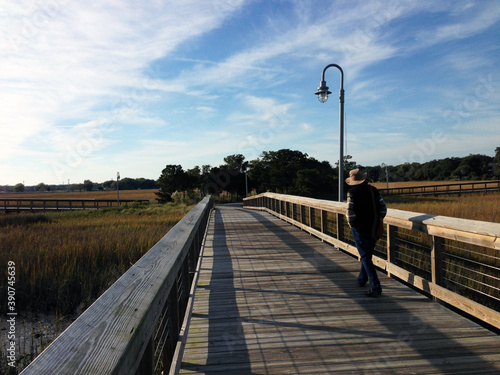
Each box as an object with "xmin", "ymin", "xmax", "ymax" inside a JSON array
[
  {"xmin": 381, "ymin": 163, "xmax": 389, "ymax": 190},
  {"xmin": 315, "ymin": 64, "xmax": 345, "ymax": 202},
  {"xmin": 117, "ymin": 172, "xmax": 120, "ymax": 206},
  {"xmin": 241, "ymin": 162, "xmax": 249, "ymax": 198}
]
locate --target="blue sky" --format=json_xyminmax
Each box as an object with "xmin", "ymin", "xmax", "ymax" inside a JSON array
[{"xmin": 1, "ymin": 0, "xmax": 499, "ymax": 186}]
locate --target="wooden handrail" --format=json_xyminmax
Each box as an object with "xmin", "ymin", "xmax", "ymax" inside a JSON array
[
  {"xmin": 378, "ymin": 180, "xmax": 500, "ymax": 196},
  {"xmin": 1, "ymin": 198, "xmax": 150, "ymax": 211},
  {"xmin": 20, "ymin": 196, "xmax": 213, "ymax": 375},
  {"xmin": 243, "ymin": 192, "xmax": 500, "ymax": 330}
]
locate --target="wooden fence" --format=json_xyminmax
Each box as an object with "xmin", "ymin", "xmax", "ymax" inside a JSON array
[
  {"xmin": 378, "ymin": 180, "xmax": 500, "ymax": 196},
  {"xmin": 243, "ymin": 192, "xmax": 500, "ymax": 330},
  {"xmin": 20, "ymin": 196, "xmax": 213, "ymax": 375},
  {"xmin": 1, "ymin": 198, "xmax": 150, "ymax": 212}
]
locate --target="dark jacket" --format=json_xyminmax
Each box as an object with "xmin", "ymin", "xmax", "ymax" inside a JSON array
[{"xmin": 346, "ymin": 182, "xmax": 387, "ymax": 234}]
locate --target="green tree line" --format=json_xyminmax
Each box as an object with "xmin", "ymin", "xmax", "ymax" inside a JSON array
[
  {"xmin": 6, "ymin": 178, "xmax": 158, "ymax": 193},
  {"xmin": 156, "ymin": 147, "xmax": 500, "ymax": 202},
  {"xmin": 4, "ymin": 147, "xmax": 498, "ymax": 198}
]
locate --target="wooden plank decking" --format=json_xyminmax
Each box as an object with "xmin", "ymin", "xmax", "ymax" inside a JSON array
[{"xmin": 179, "ymin": 204, "xmax": 500, "ymax": 374}]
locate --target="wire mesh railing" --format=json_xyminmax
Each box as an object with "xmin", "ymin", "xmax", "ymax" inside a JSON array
[{"xmin": 244, "ymin": 192, "xmax": 500, "ymax": 330}]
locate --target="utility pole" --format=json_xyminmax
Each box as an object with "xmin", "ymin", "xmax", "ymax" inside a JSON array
[{"xmin": 117, "ymin": 172, "xmax": 120, "ymax": 206}]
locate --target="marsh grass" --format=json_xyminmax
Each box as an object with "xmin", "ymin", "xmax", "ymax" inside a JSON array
[
  {"xmin": 0, "ymin": 201, "xmax": 195, "ymax": 372},
  {"xmin": 383, "ymin": 192, "xmax": 500, "ymax": 223},
  {"xmin": 0, "ymin": 202, "xmax": 193, "ymax": 316}
]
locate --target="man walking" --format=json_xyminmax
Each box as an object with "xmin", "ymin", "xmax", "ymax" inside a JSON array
[{"xmin": 345, "ymin": 169, "xmax": 387, "ymax": 297}]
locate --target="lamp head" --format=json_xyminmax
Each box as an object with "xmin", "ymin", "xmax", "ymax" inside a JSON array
[{"xmin": 315, "ymin": 80, "xmax": 331, "ymax": 103}]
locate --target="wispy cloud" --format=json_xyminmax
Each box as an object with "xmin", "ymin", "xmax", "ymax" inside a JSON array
[
  {"xmin": 0, "ymin": 0, "xmax": 246, "ymax": 182},
  {"xmin": 415, "ymin": 2, "xmax": 500, "ymax": 47}
]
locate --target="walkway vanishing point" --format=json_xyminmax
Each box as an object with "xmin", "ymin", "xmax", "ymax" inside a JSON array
[{"xmin": 177, "ymin": 203, "xmax": 500, "ymax": 374}]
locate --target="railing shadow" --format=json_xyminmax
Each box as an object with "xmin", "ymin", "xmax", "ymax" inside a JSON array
[{"xmin": 203, "ymin": 208, "xmax": 252, "ymax": 374}]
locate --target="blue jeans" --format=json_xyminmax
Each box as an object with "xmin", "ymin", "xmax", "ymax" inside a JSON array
[{"xmin": 351, "ymin": 227, "xmax": 382, "ymax": 293}]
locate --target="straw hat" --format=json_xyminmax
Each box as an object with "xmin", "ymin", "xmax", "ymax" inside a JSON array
[{"xmin": 345, "ymin": 169, "xmax": 367, "ymax": 185}]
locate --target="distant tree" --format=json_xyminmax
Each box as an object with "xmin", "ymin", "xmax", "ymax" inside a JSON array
[
  {"xmin": 407, "ymin": 162, "xmax": 424, "ymax": 181},
  {"xmin": 185, "ymin": 166, "xmax": 202, "ymax": 197},
  {"xmin": 156, "ymin": 164, "xmax": 187, "ymax": 203},
  {"xmin": 35, "ymin": 183, "xmax": 49, "ymax": 192},
  {"xmin": 366, "ymin": 165, "xmax": 382, "ymax": 183},
  {"xmin": 295, "ymin": 169, "xmax": 321, "ymax": 196},
  {"xmin": 224, "ymin": 154, "xmax": 246, "ymax": 169},
  {"xmin": 342, "ymin": 155, "xmax": 358, "ymax": 177},
  {"xmin": 249, "ymin": 149, "xmax": 335, "ymax": 199},
  {"xmin": 102, "ymin": 180, "xmax": 114, "ymax": 189},
  {"xmin": 220, "ymin": 155, "xmax": 246, "ymax": 199},
  {"xmin": 101, "ymin": 178, "xmax": 157, "ymax": 190},
  {"xmin": 434, "ymin": 157, "xmax": 461, "ymax": 180},
  {"xmin": 452, "ymin": 154, "xmax": 492, "ymax": 180},
  {"xmin": 493, "ymin": 147, "xmax": 500, "ymax": 178},
  {"xmin": 118, "ymin": 177, "xmax": 138, "ymax": 190},
  {"xmin": 14, "ymin": 183, "xmax": 25, "ymax": 192},
  {"xmin": 83, "ymin": 180, "xmax": 94, "ymax": 191},
  {"xmin": 136, "ymin": 178, "xmax": 158, "ymax": 189},
  {"xmin": 246, "ymin": 157, "xmax": 267, "ymax": 192},
  {"xmin": 258, "ymin": 149, "xmax": 309, "ymax": 194},
  {"xmin": 200, "ymin": 165, "xmax": 212, "ymax": 195},
  {"xmin": 395, "ymin": 163, "xmax": 410, "ymax": 181}
]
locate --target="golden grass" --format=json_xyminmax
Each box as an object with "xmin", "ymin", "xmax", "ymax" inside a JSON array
[
  {"xmin": 371, "ymin": 180, "xmax": 493, "ymax": 189},
  {"xmin": 0, "ymin": 189, "xmax": 159, "ymax": 201},
  {"xmin": 0, "ymin": 202, "xmax": 193, "ymax": 316},
  {"xmin": 383, "ymin": 192, "xmax": 500, "ymax": 223}
]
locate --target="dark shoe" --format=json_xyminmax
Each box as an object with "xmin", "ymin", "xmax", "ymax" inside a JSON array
[
  {"xmin": 366, "ymin": 290, "xmax": 382, "ymax": 297},
  {"xmin": 357, "ymin": 281, "xmax": 367, "ymax": 287}
]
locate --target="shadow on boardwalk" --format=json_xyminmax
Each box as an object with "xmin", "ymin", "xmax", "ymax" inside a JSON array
[{"xmin": 207, "ymin": 208, "xmax": 252, "ymax": 373}]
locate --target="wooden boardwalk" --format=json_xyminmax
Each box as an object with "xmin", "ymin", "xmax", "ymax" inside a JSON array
[{"xmin": 178, "ymin": 204, "xmax": 500, "ymax": 374}]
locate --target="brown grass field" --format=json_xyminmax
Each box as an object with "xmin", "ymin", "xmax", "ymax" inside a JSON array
[
  {"xmin": 370, "ymin": 180, "xmax": 500, "ymax": 223},
  {"xmin": 383, "ymin": 192, "xmax": 500, "ymax": 223},
  {"xmin": 0, "ymin": 188, "xmax": 159, "ymax": 201}
]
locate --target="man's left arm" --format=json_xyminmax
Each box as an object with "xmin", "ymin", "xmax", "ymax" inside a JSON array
[{"xmin": 377, "ymin": 191, "xmax": 387, "ymax": 218}]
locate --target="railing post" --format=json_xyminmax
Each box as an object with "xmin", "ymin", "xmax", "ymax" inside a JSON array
[
  {"xmin": 164, "ymin": 279, "xmax": 180, "ymax": 372},
  {"xmin": 431, "ymin": 235, "xmax": 444, "ymax": 287},
  {"xmin": 386, "ymin": 224, "xmax": 396, "ymax": 277},
  {"xmin": 336, "ymin": 213, "xmax": 344, "ymax": 242},
  {"xmin": 321, "ymin": 210, "xmax": 326, "ymax": 235},
  {"xmin": 135, "ymin": 336, "xmax": 154, "ymax": 375},
  {"xmin": 189, "ymin": 241, "xmax": 196, "ymax": 283},
  {"xmin": 180, "ymin": 257, "xmax": 190, "ymax": 319}
]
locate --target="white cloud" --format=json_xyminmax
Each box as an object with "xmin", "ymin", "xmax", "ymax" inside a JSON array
[
  {"xmin": 301, "ymin": 123, "xmax": 313, "ymax": 131},
  {"xmin": 0, "ymin": 0, "xmax": 247, "ymax": 183},
  {"xmin": 414, "ymin": 2, "xmax": 500, "ymax": 47}
]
